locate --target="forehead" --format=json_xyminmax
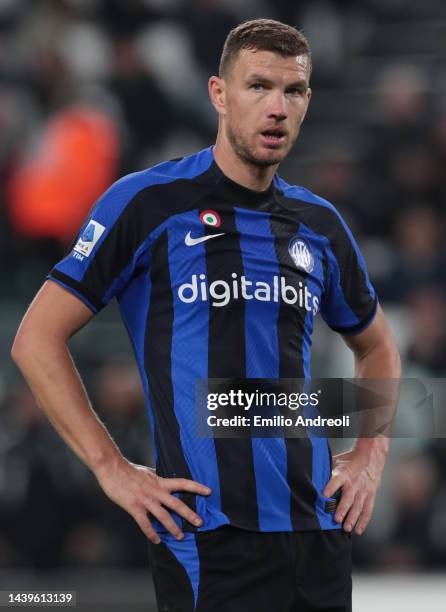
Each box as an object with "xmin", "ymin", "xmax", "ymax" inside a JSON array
[{"xmin": 232, "ymin": 49, "xmax": 310, "ymax": 82}]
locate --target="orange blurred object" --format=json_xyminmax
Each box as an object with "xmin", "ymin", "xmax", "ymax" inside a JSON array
[{"xmin": 7, "ymin": 106, "xmax": 119, "ymax": 242}]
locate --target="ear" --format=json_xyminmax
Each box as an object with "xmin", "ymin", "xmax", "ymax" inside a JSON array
[
  {"xmin": 300, "ymin": 87, "xmax": 312, "ymax": 124},
  {"xmin": 208, "ymin": 76, "xmax": 227, "ymax": 116}
]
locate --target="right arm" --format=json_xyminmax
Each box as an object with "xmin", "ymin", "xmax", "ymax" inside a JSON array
[{"xmin": 11, "ymin": 280, "xmax": 210, "ymax": 543}]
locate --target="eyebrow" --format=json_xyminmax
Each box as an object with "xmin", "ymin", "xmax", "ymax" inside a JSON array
[{"xmin": 246, "ymin": 74, "xmax": 308, "ymax": 89}]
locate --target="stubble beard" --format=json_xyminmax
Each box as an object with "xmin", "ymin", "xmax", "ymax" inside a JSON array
[{"xmin": 226, "ymin": 123, "xmax": 288, "ymax": 168}]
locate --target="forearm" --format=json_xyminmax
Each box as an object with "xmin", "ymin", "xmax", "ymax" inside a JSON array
[
  {"xmin": 353, "ymin": 339, "xmax": 401, "ymax": 458},
  {"xmin": 12, "ymin": 333, "xmax": 124, "ymax": 477}
]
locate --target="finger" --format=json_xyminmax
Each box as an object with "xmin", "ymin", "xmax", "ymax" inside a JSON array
[
  {"xmin": 334, "ymin": 486, "xmax": 356, "ymax": 525},
  {"xmin": 159, "ymin": 492, "xmax": 203, "ymax": 527},
  {"xmin": 133, "ymin": 510, "xmax": 161, "ymax": 544},
  {"xmin": 323, "ymin": 471, "xmax": 346, "ymax": 499},
  {"xmin": 148, "ymin": 503, "xmax": 184, "ymax": 541},
  {"xmin": 161, "ymin": 478, "xmax": 211, "ymax": 496},
  {"xmin": 355, "ymin": 494, "xmax": 375, "ymax": 535},
  {"xmin": 343, "ymin": 493, "xmax": 365, "ymax": 533}
]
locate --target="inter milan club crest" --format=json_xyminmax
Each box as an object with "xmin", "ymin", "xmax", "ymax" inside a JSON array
[
  {"xmin": 200, "ymin": 210, "xmax": 221, "ymax": 228},
  {"xmin": 288, "ymin": 237, "xmax": 314, "ymax": 273}
]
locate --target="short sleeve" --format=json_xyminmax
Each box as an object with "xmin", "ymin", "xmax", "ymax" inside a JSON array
[
  {"xmin": 48, "ymin": 174, "xmax": 151, "ymax": 313},
  {"xmin": 320, "ymin": 210, "xmax": 377, "ymax": 335}
]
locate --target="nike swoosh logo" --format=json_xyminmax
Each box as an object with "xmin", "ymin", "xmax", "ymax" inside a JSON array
[{"xmin": 185, "ymin": 231, "xmax": 225, "ymax": 246}]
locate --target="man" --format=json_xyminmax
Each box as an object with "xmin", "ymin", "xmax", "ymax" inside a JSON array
[{"xmin": 12, "ymin": 19, "xmax": 400, "ymax": 612}]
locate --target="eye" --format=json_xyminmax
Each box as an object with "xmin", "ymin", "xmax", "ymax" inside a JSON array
[
  {"xmin": 287, "ymin": 87, "xmax": 304, "ymax": 96},
  {"xmin": 250, "ymin": 83, "xmax": 265, "ymax": 92}
]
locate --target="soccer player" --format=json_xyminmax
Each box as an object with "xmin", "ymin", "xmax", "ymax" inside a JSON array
[{"xmin": 12, "ymin": 19, "xmax": 400, "ymax": 612}]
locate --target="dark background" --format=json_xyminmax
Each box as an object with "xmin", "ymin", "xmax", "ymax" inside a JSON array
[{"xmin": 1, "ymin": 0, "xmax": 446, "ymax": 609}]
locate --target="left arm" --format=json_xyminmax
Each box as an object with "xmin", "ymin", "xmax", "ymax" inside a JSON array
[{"xmin": 323, "ymin": 304, "xmax": 401, "ymax": 535}]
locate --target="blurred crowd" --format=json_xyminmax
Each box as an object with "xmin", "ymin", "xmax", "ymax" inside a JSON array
[{"xmin": 1, "ymin": 0, "xmax": 446, "ymax": 573}]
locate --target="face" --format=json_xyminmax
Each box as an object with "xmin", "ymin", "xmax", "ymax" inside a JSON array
[{"xmin": 213, "ymin": 49, "xmax": 312, "ymax": 167}]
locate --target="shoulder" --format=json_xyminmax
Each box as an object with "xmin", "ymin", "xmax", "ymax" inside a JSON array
[
  {"xmin": 274, "ymin": 175, "xmax": 352, "ymax": 241},
  {"xmin": 104, "ymin": 146, "xmax": 215, "ymax": 203},
  {"xmin": 274, "ymin": 175, "xmax": 341, "ymax": 220},
  {"xmin": 91, "ymin": 147, "xmax": 215, "ymax": 225}
]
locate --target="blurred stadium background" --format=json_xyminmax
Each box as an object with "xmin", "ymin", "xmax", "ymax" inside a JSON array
[{"xmin": 0, "ymin": 0, "xmax": 445, "ymax": 609}]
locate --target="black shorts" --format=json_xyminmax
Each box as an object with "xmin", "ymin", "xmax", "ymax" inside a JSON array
[{"xmin": 149, "ymin": 525, "xmax": 352, "ymax": 612}]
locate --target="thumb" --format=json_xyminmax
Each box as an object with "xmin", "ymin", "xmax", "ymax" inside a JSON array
[{"xmin": 323, "ymin": 469, "xmax": 346, "ymax": 498}]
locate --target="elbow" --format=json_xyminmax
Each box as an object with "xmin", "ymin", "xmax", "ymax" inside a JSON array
[
  {"xmin": 11, "ymin": 329, "xmax": 29, "ymax": 368},
  {"xmin": 379, "ymin": 338, "xmax": 402, "ymax": 378},
  {"xmin": 11, "ymin": 327, "xmax": 40, "ymax": 369},
  {"xmin": 12, "ymin": 325, "xmax": 67, "ymax": 370},
  {"xmin": 392, "ymin": 345, "xmax": 402, "ymax": 378},
  {"xmin": 355, "ymin": 336, "xmax": 402, "ymax": 379}
]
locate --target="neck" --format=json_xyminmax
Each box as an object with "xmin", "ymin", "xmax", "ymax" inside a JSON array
[{"xmin": 213, "ymin": 130, "xmax": 278, "ymax": 192}]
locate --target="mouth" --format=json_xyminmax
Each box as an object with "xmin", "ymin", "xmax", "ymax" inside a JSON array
[{"xmin": 259, "ymin": 128, "xmax": 287, "ymax": 146}]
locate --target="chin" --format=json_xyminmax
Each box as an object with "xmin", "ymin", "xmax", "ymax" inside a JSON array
[
  {"xmin": 255, "ymin": 148, "xmax": 287, "ymax": 166},
  {"xmin": 232, "ymin": 136, "xmax": 289, "ymax": 168}
]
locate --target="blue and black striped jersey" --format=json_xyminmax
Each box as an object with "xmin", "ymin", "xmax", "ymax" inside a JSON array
[{"xmin": 49, "ymin": 146, "xmax": 377, "ymax": 533}]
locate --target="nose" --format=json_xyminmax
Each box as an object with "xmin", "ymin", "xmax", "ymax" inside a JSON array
[{"xmin": 268, "ymin": 91, "xmax": 287, "ymax": 121}]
